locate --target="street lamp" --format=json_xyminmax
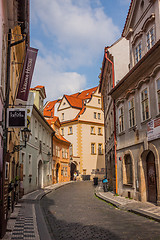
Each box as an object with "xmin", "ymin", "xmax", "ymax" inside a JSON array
[{"xmin": 12, "ymin": 127, "xmax": 31, "ymax": 153}]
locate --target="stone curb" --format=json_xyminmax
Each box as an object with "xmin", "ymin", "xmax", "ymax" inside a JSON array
[{"xmin": 95, "ymin": 190, "xmax": 160, "ymax": 223}]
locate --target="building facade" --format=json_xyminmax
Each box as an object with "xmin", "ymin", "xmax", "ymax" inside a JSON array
[
  {"xmin": 44, "ymin": 87, "xmax": 105, "ymax": 181},
  {"xmin": 47, "ymin": 117, "xmax": 70, "ymax": 184},
  {"xmin": 110, "ymin": 0, "xmax": 160, "ymax": 204},
  {"xmin": 99, "ymin": 38, "xmax": 129, "ymax": 192},
  {"xmin": 0, "ymin": 0, "xmax": 29, "ymax": 237},
  {"xmin": 19, "ymin": 86, "xmax": 54, "ymax": 194}
]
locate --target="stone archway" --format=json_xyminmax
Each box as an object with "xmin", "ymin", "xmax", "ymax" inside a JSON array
[
  {"xmin": 38, "ymin": 160, "xmax": 43, "ymax": 188},
  {"xmin": 139, "ymin": 143, "xmax": 160, "ymax": 204},
  {"xmin": 146, "ymin": 151, "xmax": 157, "ymax": 203},
  {"xmin": 70, "ymin": 162, "xmax": 77, "ymax": 180}
]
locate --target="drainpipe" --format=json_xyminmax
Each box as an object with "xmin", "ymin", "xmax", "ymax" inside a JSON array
[{"xmin": 104, "ymin": 48, "xmax": 118, "ymax": 194}]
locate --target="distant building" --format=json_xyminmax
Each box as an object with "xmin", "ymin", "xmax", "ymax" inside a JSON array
[
  {"xmin": 47, "ymin": 117, "xmax": 70, "ymax": 184},
  {"xmin": 44, "ymin": 87, "xmax": 105, "ymax": 181},
  {"xmin": 99, "ymin": 37, "xmax": 129, "ymax": 192},
  {"xmin": 110, "ymin": 0, "xmax": 160, "ymax": 204},
  {"xmin": 19, "ymin": 86, "xmax": 54, "ymax": 194}
]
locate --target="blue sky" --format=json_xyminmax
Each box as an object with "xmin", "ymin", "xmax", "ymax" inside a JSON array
[{"xmin": 30, "ymin": 0, "xmax": 131, "ymax": 101}]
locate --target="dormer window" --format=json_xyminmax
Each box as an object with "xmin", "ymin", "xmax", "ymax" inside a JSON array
[
  {"xmin": 135, "ymin": 42, "xmax": 142, "ymax": 64},
  {"xmin": 146, "ymin": 27, "xmax": 155, "ymax": 51}
]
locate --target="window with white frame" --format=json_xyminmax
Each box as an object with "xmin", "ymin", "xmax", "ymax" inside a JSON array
[
  {"xmin": 147, "ymin": 27, "xmax": 155, "ymax": 51},
  {"xmin": 68, "ymin": 126, "xmax": 73, "ymax": 134},
  {"xmin": 91, "ymin": 126, "xmax": 95, "ymax": 134},
  {"xmin": 141, "ymin": 88, "xmax": 149, "ymax": 121},
  {"xmin": 94, "ymin": 112, "xmax": 97, "ymax": 119},
  {"xmin": 98, "ymin": 127, "xmax": 102, "ymax": 135},
  {"xmin": 128, "ymin": 98, "xmax": 135, "ymax": 128},
  {"xmin": 135, "ymin": 42, "xmax": 142, "ymax": 64},
  {"xmin": 118, "ymin": 106, "xmax": 124, "ymax": 133},
  {"xmin": 98, "ymin": 143, "xmax": 103, "ymax": 155},
  {"xmin": 98, "ymin": 113, "xmax": 101, "ymax": 119},
  {"xmin": 157, "ymin": 79, "xmax": 160, "ymax": 113},
  {"xmin": 91, "ymin": 143, "xmax": 96, "ymax": 154}
]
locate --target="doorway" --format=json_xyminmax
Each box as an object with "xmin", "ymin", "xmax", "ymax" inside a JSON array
[
  {"xmin": 56, "ymin": 163, "xmax": 60, "ymax": 183},
  {"xmin": 146, "ymin": 151, "xmax": 157, "ymax": 203},
  {"xmin": 38, "ymin": 160, "xmax": 43, "ymax": 188}
]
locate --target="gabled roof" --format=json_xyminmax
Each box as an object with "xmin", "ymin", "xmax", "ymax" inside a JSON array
[
  {"xmin": 64, "ymin": 95, "xmax": 83, "ymax": 109},
  {"xmin": 44, "ymin": 86, "xmax": 98, "ymax": 119},
  {"xmin": 43, "ymin": 100, "xmax": 61, "ymax": 117},
  {"xmin": 30, "ymin": 85, "xmax": 46, "ymax": 98}
]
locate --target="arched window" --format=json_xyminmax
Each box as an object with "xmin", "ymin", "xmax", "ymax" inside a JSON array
[{"xmin": 123, "ymin": 154, "xmax": 133, "ymax": 185}]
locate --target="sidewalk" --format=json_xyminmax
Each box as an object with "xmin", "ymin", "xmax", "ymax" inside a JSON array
[
  {"xmin": 95, "ymin": 184, "xmax": 160, "ymax": 222},
  {"xmin": 2, "ymin": 182, "xmax": 71, "ymax": 240}
]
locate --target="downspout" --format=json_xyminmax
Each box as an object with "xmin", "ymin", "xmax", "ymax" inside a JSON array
[{"xmin": 104, "ymin": 48, "xmax": 118, "ymax": 194}]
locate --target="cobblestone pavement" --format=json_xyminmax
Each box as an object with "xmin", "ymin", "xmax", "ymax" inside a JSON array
[{"xmin": 41, "ymin": 181, "xmax": 160, "ymax": 240}]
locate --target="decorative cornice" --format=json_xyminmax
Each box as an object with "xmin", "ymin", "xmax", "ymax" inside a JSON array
[
  {"xmin": 132, "ymin": 31, "xmax": 143, "ymax": 45},
  {"xmin": 141, "ymin": 13, "xmax": 155, "ymax": 31}
]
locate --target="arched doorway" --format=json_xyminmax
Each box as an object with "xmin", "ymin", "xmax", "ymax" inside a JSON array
[
  {"xmin": 146, "ymin": 151, "xmax": 157, "ymax": 203},
  {"xmin": 38, "ymin": 160, "xmax": 43, "ymax": 188},
  {"xmin": 70, "ymin": 162, "xmax": 77, "ymax": 180},
  {"xmin": 56, "ymin": 163, "xmax": 60, "ymax": 183}
]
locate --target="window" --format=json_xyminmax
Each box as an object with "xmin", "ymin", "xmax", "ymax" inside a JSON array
[
  {"xmin": 118, "ymin": 106, "xmax": 124, "ymax": 133},
  {"xmin": 141, "ymin": 88, "xmax": 149, "ymax": 121},
  {"xmin": 147, "ymin": 27, "xmax": 155, "ymax": 51},
  {"xmin": 69, "ymin": 144, "xmax": 73, "ymax": 156},
  {"xmin": 28, "ymin": 154, "xmax": 32, "ymax": 176},
  {"xmin": 35, "ymin": 120, "xmax": 38, "ymax": 139},
  {"xmin": 98, "ymin": 143, "xmax": 103, "ymax": 155},
  {"xmin": 62, "ymin": 148, "xmax": 64, "ymax": 158},
  {"xmin": 91, "ymin": 143, "xmax": 96, "ymax": 154},
  {"xmin": 68, "ymin": 126, "xmax": 73, "ymax": 134},
  {"xmin": 98, "ymin": 127, "xmax": 102, "ymax": 135},
  {"xmin": 135, "ymin": 42, "xmax": 142, "ymax": 63},
  {"xmin": 98, "ymin": 113, "xmax": 101, "ymax": 119},
  {"xmin": 62, "ymin": 113, "xmax": 64, "ymax": 121},
  {"xmin": 61, "ymin": 128, "xmax": 64, "ymax": 136},
  {"xmin": 91, "ymin": 126, "xmax": 95, "ymax": 134},
  {"xmin": 98, "ymin": 99, "xmax": 101, "ymax": 104},
  {"xmin": 157, "ymin": 79, "xmax": 160, "ymax": 113},
  {"xmin": 123, "ymin": 154, "xmax": 133, "ymax": 185},
  {"xmin": 94, "ymin": 112, "xmax": 97, "ymax": 119},
  {"xmin": 56, "ymin": 146, "xmax": 60, "ymax": 157},
  {"xmin": 128, "ymin": 98, "xmax": 135, "ymax": 128}
]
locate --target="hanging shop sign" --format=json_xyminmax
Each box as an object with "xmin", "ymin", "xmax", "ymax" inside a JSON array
[
  {"xmin": 15, "ymin": 46, "xmax": 38, "ymax": 106},
  {"xmin": 147, "ymin": 117, "xmax": 160, "ymax": 141},
  {"xmin": 7, "ymin": 108, "xmax": 27, "ymax": 128}
]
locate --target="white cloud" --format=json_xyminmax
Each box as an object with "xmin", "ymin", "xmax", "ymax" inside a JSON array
[
  {"xmin": 32, "ymin": 55, "xmax": 86, "ymax": 100},
  {"xmin": 31, "ymin": 0, "xmax": 120, "ymax": 68},
  {"xmin": 31, "ymin": 0, "xmax": 121, "ymax": 100}
]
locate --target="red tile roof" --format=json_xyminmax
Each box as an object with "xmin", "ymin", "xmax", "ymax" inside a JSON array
[
  {"xmin": 65, "ymin": 95, "xmax": 83, "ymax": 109},
  {"xmin": 44, "ymin": 86, "xmax": 98, "ymax": 119}
]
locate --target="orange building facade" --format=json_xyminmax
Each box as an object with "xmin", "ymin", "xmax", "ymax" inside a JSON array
[{"xmin": 47, "ymin": 117, "xmax": 70, "ymax": 183}]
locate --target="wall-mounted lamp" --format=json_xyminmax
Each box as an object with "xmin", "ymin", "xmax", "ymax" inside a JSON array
[{"xmin": 12, "ymin": 127, "xmax": 31, "ymax": 153}]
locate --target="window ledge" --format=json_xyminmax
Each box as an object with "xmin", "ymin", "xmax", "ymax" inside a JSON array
[
  {"xmin": 123, "ymin": 184, "xmax": 133, "ymax": 188},
  {"xmin": 91, "ymin": 153, "xmax": 96, "ymax": 155},
  {"xmin": 68, "ymin": 133, "xmax": 73, "ymax": 135},
  {"xmin": 141, "ymin": 117, "xmax": 151, "ymax": 125},
  {"xmin": 91, "ymin": 133, "xmax": 96, "ymax": 135},
  {"xmin": 118, "ymin": 131, "xmax": 125, "ymax": 136}
]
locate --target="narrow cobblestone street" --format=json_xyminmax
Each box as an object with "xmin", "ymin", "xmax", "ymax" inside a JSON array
[{"xmin": 40, "ymin": 182, "xmax": 160, "ymax": 240}]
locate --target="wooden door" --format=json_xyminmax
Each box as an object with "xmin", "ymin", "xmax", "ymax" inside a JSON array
[{"xmin": 147, "ymin": 151, "xmax": 157, "ymax": 203}]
